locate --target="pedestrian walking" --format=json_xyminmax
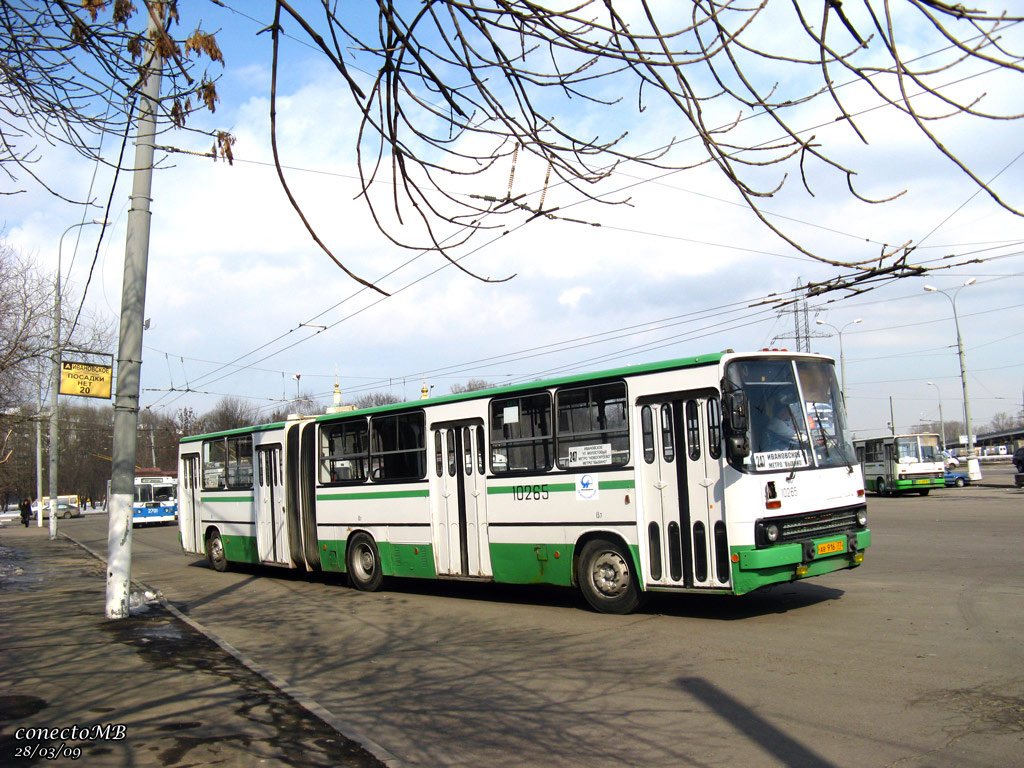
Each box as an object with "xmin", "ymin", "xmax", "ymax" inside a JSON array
[{"xmin": 19, "ymin": 498, "xmax": 31, "ymax": 527}]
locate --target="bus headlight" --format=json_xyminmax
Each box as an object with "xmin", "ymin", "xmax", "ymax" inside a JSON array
[
  {"xmin": 856, "ymin": 509, "xmax": 867, "ymax": 527},
  {"xmin": 765, "ymin": 523, "xmax": 780, "ymax": 542}
]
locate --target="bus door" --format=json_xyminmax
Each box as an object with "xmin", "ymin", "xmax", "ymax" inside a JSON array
[
  {"xmin": 884, "ymin": 443, "xmax": 896, "ymax": 486},
  {"xmin": 180, "ymin": 453, "xmax": 201, "ymax": 553},
  {"xmin": 638, "ymin": 393, "xmax": 729, "ymax": 589},
  {"xmin": 637, "ymin": 402, "xmax": 683, "ymax": 587},
  {"xmin": 432, "ymin": 421, "xmax": 491, "ymax": 578},
  {"xmin": 680, "ymin": 395, "xmax": 730, "ymax": 589},
  {"xmin": 255, "ymin": 445, "xmax": 288, "ymax": 565}
]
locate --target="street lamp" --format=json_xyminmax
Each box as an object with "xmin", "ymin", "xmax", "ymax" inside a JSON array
[
  {"xmin": 923, "ymin": 278, "xmax": 976, "ymax": 456},
  {"xmin": 49, "ymin": 219, "xmax": 108, "ymax": 539},
  {"xmin": 815, "ymin": 317, "xmax": 862, "ymax": 401},
  {"xmin": 926, "ymin": 381, "xmax": 945, "ymax": 451}
]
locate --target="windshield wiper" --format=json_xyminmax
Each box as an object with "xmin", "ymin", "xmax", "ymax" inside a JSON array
[
  {"xmin": 816, "ymin": 421, "xmax": 855, "ymax": 474},
  {"xmin": 786, "ymin": 403, "xmax": 810, "ymax": 481}
]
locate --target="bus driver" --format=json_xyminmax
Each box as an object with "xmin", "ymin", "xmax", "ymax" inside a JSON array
[{"xmin": 761, "ymin": 390, "xmax": 803, "ymax": 452}]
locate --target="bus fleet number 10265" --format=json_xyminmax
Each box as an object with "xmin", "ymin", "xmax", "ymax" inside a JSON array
[{"xmin": 178, "ymin": 350, "xmax": 870, "ymax": 614}]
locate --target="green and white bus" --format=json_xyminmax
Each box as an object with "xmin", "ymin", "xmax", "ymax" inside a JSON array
[
  {"xmin": 178, "ymin": 350, "xmax": 870, "ymax": 614},
  {"xmin": 853, "ymin": 434, "xmax": 945, "ymax": 496}
]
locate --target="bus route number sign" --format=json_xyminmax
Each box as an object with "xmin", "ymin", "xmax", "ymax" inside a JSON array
[{"xmin": 59, "ymin": 361, "xmax": 113, "ymax": 399}]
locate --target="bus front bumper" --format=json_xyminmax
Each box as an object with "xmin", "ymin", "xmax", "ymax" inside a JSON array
[{"xmin": 731, "ymin": 529, "xmax": 871, "ymax": 595}]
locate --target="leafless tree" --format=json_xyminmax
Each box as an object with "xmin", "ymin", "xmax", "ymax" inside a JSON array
[
  {"xmin": 264, "ymin": 391, "xmax": 324, "ymax": 422},
  {"xmin": 0, "ymin": 237, "xmax": 116, "ymax": 500},
  {"xmin": 987, "ymin": 411, "xmax": 1024, "ymax": 433},
  {"xmin": 353, "ymin": 390, "xmax": 403, "ymax": 409},
  {"xmin": 0, "ymin": 0, "xmax": 229, "ymax": 202},
  {"xmin": 265, "ymin": 0, "xmax": 1024, "ymax": 298},
  {"xmin": 170, "ymin": 405, "xmax": 204, "ymax": 437},
  {"xmin": 5, "ymin": 2, "xmax": 1023, "ymax": 299},
  {"xmin": 201, "ymin": 395, "xmax": 261, "ymax": 433},
  {"xmin": 451, "ymin": 379, "xmax": 497, "ymax": 394},
  {"xmin": 0, "ymin": 239, "xmax": 52, "ymax": 411}
]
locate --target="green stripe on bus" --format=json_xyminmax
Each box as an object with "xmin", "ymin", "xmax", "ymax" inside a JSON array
[
  {"xmin": 317, "ymin": 490, "xmax": 430, "ymax": 501},
  {"xmin": 488, "ymin": 479, "xmax": 635, "ymax": 495},
  {"xmin": 488, "ymin": 541, "xmax": 641, "ymax": 587},
  {"xmin": 318, "ymin": 539, "xmax": 437, "ymax": 579},
  {"xmin": 221, "ymin": 534, "xmax": 260, "ymax": 564},
  {"xmin": 200, "ymin": 496, "xmax": 254, "ymax": 503},
  {"xmin": 598, "ymin": 479, "xmax": 636, "ymax": 490}
]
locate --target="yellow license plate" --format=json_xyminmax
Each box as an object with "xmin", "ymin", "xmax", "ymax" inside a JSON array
[
  {"xmin": 915, "ymin": 479, "xmax": 930, "ymax": 484},
  {"xmin": 817, "ymin": 540, "xmax": 845, "ymax": 556}
]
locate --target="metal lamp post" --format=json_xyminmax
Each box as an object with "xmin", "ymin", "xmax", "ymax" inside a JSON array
[
  {"xmin": 924, "ymin": 278, "xmax": 976, "ymax": 455},
  {"xmin": 927, "ymin": 381, "xmax": 945, "ymax": 451},
  {"xmin": 49, "ymin": 219, "xmax": 108, "ymax": 539},
  {"xmin": 815, "ymin": 317, "xmax": 862, "ymax": 401}
]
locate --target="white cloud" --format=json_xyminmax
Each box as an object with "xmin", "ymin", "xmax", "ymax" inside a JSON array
[{"xmin": 558, "ymin": 286, "xmax": 592, "ymax": 309}]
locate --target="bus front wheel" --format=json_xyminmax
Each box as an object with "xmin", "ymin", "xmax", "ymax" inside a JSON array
[
  {"xmin": 577, "ymin": 538, "xmax": 643, "ymax": 615},
  {"xmin": 347, "ymin": 532, "xmax": 383, "ymax": 592},
  {"xmin": 207, "ymin": 531, "xmax": 228, "ymax": 572}
]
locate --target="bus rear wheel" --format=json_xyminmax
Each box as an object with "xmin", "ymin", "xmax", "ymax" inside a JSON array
[
  {"xmin": 207, "ymin": 531, "xmax": 228, "ymax": 572},
  {"xmin": 876, "ymin": 478, "xmax": 888, "ymax": 496},
  {"xmin": 347, "ymin": 532, "xmax": 383, "ymax": 592},
  {"xmin": 577, "ymin": 538, "xmax": 642, "ymax": 615}
]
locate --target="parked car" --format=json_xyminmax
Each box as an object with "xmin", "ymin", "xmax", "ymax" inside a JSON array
[
  {"xmin": 941, "ymin": 451, "xmax": 960, "ymax": 469},
  {"xmin": 35, "ymin": 501, "xmax": 82, "ymax": 519},
  {"xmin": 1013, "ymin": 447, "xmax": 1024, "ymax": 473},
  {"xmin": 944, "ymin": 471, "xmax": 971, "ymax": 488}
]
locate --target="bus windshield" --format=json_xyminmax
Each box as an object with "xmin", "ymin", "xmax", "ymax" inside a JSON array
[
  {"xmin": 134, "ymin": 483, "xmax": 175, "ymax": 504},
  {"xmin": 726, "ymin": 358, "xmax": 855, "ymax": 472},
  {"xmin": 896, "ymin": 435, "xmax": 941, "ymax": 463}
]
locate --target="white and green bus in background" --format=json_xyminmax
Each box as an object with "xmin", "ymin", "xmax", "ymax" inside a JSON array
[
  {"xmin": 178, "ymin": 350, "xmax": 870, "ymax": 614},
  {"xmin": 853, "ymin": 434, "xmax": 945, "ymax": 496}
]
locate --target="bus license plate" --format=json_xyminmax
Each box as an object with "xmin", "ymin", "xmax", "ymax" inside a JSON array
[
  {"xmin": 817, "ymin": 540, "xmax": 845, "ymax": 556},
  {"xmin": 915, "ymin": 479, "xmax": 930, "ymax": 484}
]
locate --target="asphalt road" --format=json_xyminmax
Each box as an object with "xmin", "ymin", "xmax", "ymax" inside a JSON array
[{"xmin": 59, "ymin": 479, "xmax": 1024, "ymax": 768}]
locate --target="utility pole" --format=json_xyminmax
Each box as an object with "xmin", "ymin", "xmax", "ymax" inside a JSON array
[
  {"xmin": 35, "ymin": 377, "xmax": 43, "ymax": 527},
  {"xmin": 107, "ymin": 2, "xmax": 163, "ymax": 620},
  {"xmin": 927, "ymin": 382, "xmax": 945, "ymax": 451},
  {"xmin": 924, "ymin": 280, "xmax": 977, "ymax": 455},
  {"xmin": 146, "ymin": 410, "xmax": 157, "ymax": 468}
]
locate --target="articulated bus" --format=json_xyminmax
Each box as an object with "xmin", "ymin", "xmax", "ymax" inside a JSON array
[
  {"xmin": 853, "ymin": 434, "xmax": 945, "ymax": 496},
  {"xmin": 178, "ymin": 351, "xmax": 870, "ymax": 614}
]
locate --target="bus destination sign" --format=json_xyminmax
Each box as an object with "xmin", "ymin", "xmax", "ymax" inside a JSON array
[{"xmin": 59, "ymin": 360, "xmax": 113, "ymax": 399}]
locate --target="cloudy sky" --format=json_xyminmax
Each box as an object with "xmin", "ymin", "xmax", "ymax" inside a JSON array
[{"xmin": 5, "ymin": 1, "xmax": 1023, "ymax": 442}]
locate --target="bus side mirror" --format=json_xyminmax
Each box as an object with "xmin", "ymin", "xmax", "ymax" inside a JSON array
[{"xmin": 722, "ymin": 388, "xmax": 750, "ymax": 460}]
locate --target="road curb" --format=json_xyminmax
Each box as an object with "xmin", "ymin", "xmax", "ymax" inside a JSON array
[{"xmin": 59, "ymin": 531, "xmax": 405, "ymax": 768}]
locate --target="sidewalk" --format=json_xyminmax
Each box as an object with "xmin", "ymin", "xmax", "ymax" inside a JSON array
[{"xmin": 0, "ymin": 524, "xmax": 386, "ymax": 767}]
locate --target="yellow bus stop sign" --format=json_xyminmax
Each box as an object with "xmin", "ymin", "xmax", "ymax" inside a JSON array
[{"xmin": 59, "ymin": 361, "xmax": 113, "ymax": 399}]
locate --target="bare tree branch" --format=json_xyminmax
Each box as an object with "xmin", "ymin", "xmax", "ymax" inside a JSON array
[{"xmin": 4, "ymin": 1, "xmax": 1023, "ymax": 296}]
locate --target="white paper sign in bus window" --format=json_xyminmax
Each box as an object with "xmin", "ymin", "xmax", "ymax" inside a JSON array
[
  {"xmin": 753, "ymin": 450, "xmax": 809, "ymax": 471},
  {"xmin": 503, "ymin": 405, "xmax": 519, "ymax": 426},
  {"xmin": 567, "ymin": 443, "xmax": 612, "ymax": 467}
]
